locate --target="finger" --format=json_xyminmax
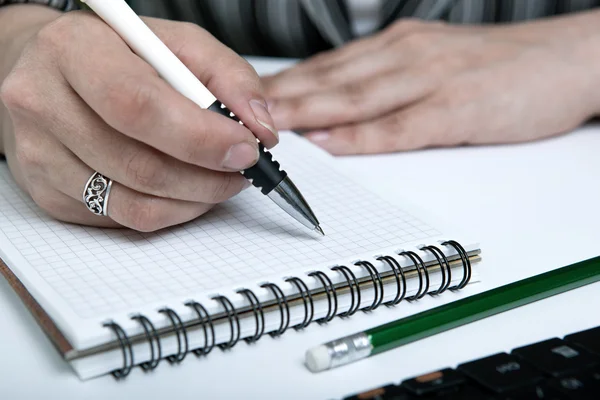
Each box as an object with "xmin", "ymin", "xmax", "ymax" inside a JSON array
[
  {"xmin": 303, "ymin": 102, "xmax": 460, "ymax": 155},
  {"xmin": 102, "ymin": 182, "xmax": 214, "ymax": 233},
  {"xmin": 38, "ymin": 137, "xmax": 215, "ymax": 232},
  {"xmin": 43, "ymin": 74, "xmax": 249, "ymax": 203},
  {"xmin": 265, "ymin": 33, "xmax": 387, "ymax": 82},
  {"xmin": 142, "ymin": 17, "xmax": 279, "ymax": 148},
  {"xmin": 31, "ymin": 187, "xmax": 121, "ymax": 228},
  {"xmin": 50, "ymin": 13, "xmax": 260, "ymax": 171},
  {"xmin": 268, "ymin": 68, "xmax": 438, "ymax": 131},
  {"xmin": 263, "ymin": 48, "xmax": 399, "ymax": 99}
]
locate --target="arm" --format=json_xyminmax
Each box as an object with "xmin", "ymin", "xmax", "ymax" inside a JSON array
[{"xmin": 0, "ymin": 5, "xmax": 62, "ymax": 155}]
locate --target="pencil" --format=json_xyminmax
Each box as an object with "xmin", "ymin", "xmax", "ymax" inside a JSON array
[{"xmin": 305, "ymin": 255, "xmax": 600, "ymax": 372}]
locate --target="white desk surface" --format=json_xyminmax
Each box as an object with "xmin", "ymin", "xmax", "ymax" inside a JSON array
[{"xmin": 2, "ymin": 58, "xmax": 599, "ymax": 399}]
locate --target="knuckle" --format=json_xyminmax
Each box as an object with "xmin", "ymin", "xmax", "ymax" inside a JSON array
[
  {"xmin": 106, "ymin": 76, "xmax": 159, "ymax": 131},
  {"xmin": 429, "ymin": 53, "xmax": 464, "ymax": 75},
  {"xmin": 341, "ymin": 126, "xmax": 364, "ymax": 152},
  {"xmin": 380, "ymin": 123, "xmax": 404, "ymax": 150},
  {"xmin": 217, "ymin": 58, "xmax": 261, "ymax": 94},
  {"xmin": 179, "ymin": 20, "xmax": 204, "ymax": 36},
  {"xmin": 35, "ymin": 13, "xmax": 80, "ymax": 51},
  {"xmin": 236, "ymin": 62, "xmax": 262, "ymax": 90},
  {"xmin": 402, "ymin": 30, "xmax": 438, "ymax": 49},
  {"xmin": 385, "ymin": 18, "xmax": 423, "ymax": 37},
  {"xmin": 125, "ymin": 196, "xmax": 164, "ymax": 232},
  {"xmin": 14, "ymin": 133, "xmax": 44, "ymax": 171},
  {"xmin": 0, "ymin": 72, "xmax": 41, "ymax": 115},
  {"xmin": 385, "ymin": 113, "xmax": 424, "ymax": 150},
  {"xmin": 124, "ymin": 149, "xmax": 169, "ymax": 194},
  {"xmin": 170, "ymin": 22, "xmax": 210, "ymax": 60},
  {"xmin": 315, "ymin": 65, "xmax": 340, "ymax": 86},
  {"xmin": 0, "ymin": 74, "xmax": 20, "ymax": 110},
  {"xmin": 341, "ymin": 82, "xmax": 368, "ymax": 111},
  {"xmin": 282, "ymin": 97, "xmax": 310, "ymax": 122},
  {"xmin": 206, "ymin": 173, "xmax": 240, "ymax": 203},
  {"xmin": 182, "ymin": 131, "xmax": 210, "ymax": 164},
  {"xmin": 29, "ymin": 186, "xmax": 58, "ymax": 214}
]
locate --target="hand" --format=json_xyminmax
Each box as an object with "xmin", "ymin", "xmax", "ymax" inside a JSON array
[
  {"xmin": 0, "ymin": 10, "xmax": 278, "ymax": 231},
  {"xmin": 263, "ymin": 16, "xmax": 600, "ymax": 155}
]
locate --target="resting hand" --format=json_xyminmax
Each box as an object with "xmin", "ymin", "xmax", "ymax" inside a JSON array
[
  {"xmin": 1, "ymin": 8, "xmax": 278, "ymax": 231},
  {"xmin": 264, "ymin": 16, "xmax": 600, "ymax": 155}
]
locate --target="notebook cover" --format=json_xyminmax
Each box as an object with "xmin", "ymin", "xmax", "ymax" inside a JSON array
[{"xmin": 0, "ymin": 256, "xmax": 73, "ymax": 356}]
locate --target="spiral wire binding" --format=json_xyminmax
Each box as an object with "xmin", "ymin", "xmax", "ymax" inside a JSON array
[
  {"xmin": 420, "ymin": 245, "xmax": 451, "ymax": 295},
  {"xmin": 101, "ymin": 240, "xmax": 475, "ymax": 378},
  {"xmin": 399, "ymin": 251, "xmax": 430, "ymax": 300},
  {"xmin": 184, "ymin": 301, "xmax": 215, "ymax": 357},
  {"xmin": 307, "ymin": 270, "xmax": 339, "ymax": 324},
  {"xmin": 284, "ymin": 277, "xmax": 314, "ymax": 330},
  {"xmin": 103, "ymin": 321, "xmax": 134, "ymax": 379},
  {"xmin": 130, "ymin": 314, "xmax": 161, "ymax": 371},
  {"xmin": 259, "ymin": 283, "xmax": 291, "ymax": 337},
  {"xmin": 376, "ymin": 256, "xmax": 407, "ymax": 306},
  {"xmin": 330, "ymin": 265, "xmax": 361, "ymax": 317},
  {"xmin": 158, "ymin": 308, "xmax": 188, "ymax": 364},
  {"xmin": 236, "ymin": 289, "xmax": 265, "ymax": 343},
  {"xmin": 442, "ymin": 240, "xmax": 472, "ymax": 290},
  {"xmin": 212, "ymin": 295, "xmax": 241, "ymax": 350},
  {"xmin": 354, "ymin": 260, "xmax": 384, "ymax": 311}
]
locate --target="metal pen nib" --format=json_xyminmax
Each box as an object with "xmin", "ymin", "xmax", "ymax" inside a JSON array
[{"xmin": 267, "ymin": 176, "xmax": 324, "ymax": 235}]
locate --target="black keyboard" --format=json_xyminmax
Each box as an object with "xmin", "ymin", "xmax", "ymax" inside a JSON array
[{"xmin": 342, "ymin": 326, "xmax": 600, "ymax": 399}]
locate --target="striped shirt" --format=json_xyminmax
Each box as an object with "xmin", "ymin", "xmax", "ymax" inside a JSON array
[{"xmin": 1, "ymin": 0, "xmax": 599, "ymax": 57}]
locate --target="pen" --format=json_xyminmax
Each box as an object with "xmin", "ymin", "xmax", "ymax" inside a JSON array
[
  {"xmin": 81, "ymin": 0, "xmax": 324, "ymax": 236},
  {"xmin": 305, "ymin": 255, "xmax": 600, "ymax": 372}
]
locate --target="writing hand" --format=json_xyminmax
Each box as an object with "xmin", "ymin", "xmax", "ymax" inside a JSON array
[{"xmin": 1, "ymin": 10, "xmax": 278, "ymax": 231}]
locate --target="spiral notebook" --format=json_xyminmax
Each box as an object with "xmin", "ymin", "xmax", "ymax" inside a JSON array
[{"xmin": 0, "ymin": 132, "xmax": 481, "ymax": 380}]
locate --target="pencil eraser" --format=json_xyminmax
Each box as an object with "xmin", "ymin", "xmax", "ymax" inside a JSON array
[{"xmin": 305, "ymin": 345, "xmax": 331, "ymax": 372}]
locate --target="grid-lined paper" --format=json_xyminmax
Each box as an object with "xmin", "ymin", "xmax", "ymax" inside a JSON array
[{"xmin": 0, "ymin": 134, "xmax": 440, "ymax": 319}]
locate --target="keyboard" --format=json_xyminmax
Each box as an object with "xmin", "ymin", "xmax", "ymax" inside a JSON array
[{"xmin": 342, "ymin": 325, "xmax": 600, "ymax": 399}]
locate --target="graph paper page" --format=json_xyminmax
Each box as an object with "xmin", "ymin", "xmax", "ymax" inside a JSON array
[{"xmin": 0, "ymin": 133, "xmax": 443, "ymax": 325}]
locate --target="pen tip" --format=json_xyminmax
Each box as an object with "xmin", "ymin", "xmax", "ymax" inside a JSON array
[{"xmin": 315, "ymin": 226, "xmax": 325, "ymax": 236}]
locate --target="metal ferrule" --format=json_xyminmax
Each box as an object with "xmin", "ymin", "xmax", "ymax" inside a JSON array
[{"xmin": 325, "ymin": 332, "xmax": 373, "ymax": 369}]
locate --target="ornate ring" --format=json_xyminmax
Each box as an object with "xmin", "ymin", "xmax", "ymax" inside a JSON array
[{"xmin": 82, "ymin": 172, "xmax": 113, "ymax": 217}]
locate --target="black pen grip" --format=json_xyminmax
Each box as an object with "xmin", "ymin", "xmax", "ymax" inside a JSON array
[{"xmin": 208, "ymin": 101, "xmax": 287, "ymax": 194}]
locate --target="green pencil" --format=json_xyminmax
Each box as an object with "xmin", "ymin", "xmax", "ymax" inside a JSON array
[{"xmin": 305, "ymin": 256, "xmax": 600, "ymax": 372}]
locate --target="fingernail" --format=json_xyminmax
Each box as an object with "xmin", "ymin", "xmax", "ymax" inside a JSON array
[
  {"xmin": 223, "ymin": 142, "xmax": 259, "ymax": 170},
  {"xmin": 266, "ymin": 99, "xmax": 275, "ymax": 112},
  {"xmin": 305, "ymin": 130, "xmax": 330, "ymax": 143},
  {"xmin": 242, "ymin": 180, "xmax": 252, "ymax": 190},
  {"xmin": 250, "ymin": 99, "xmax": 279, "ymax": 141}
]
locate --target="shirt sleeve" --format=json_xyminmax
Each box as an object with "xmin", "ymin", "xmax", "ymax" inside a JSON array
[{"xmin": 0, "ymin": 0, "xmax": 79, "ymax": 11}]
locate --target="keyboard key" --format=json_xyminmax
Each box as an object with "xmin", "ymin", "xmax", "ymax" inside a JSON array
[
  {"xmin": 548, "ymin": 369, "xmax": 600, "ymax": 400},
  {"xmin": 493, "ymin": 383, "xmax": 568, "ymax": 399},
  {"xmin": 457, "ymin": 352, "xmax": 543, "ymax": 393},
  {"xmin": 342, "ymin": 384, "xmax": 412, "ymax": 399},
  {"xmin": 435, "ymin": 383, "xmax": 494, "ymax": 399},
  {"xmin": 401, "ymin": 368, "xmax": 466, "ymax": 396},
  {"xmin": 565, "ymin": 327, "xmax": 600, "ymax": 356},
  {"xmin": 512, "ymin": 338, "xmax": 599, "ymax": 377}
]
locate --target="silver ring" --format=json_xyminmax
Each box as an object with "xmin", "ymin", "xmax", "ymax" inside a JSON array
[{"xmin": 82, "ymin": 172, "xmax": 113, "ymax": 217}]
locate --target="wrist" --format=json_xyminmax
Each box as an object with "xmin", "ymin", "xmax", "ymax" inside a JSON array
[
  {"xmin": 489, "ymin": 10, "xmax": 600, "ymax": 120},
  {"xmin": 534, "ymin": 10, "xmax": 600, "ymax": 118},
  {"xmin": 0, "ymin": 5, "xmax": 63, "ymax": 155},
  {"xmin": 552, "ymin": 10, "xmax": 600, "ymax": 118}
]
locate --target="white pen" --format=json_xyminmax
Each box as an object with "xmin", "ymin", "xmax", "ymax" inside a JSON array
[{"xmin": 80, "ymin": 0, "xmax": 323, "ymax": 235}]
